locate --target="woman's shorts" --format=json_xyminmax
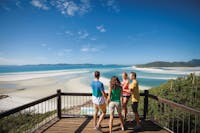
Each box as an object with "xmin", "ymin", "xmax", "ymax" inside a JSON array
[
  {"xmin": 109, "ymin": 101, "xmax": 121, "ymax": 115},
  {"xmin": 131, "ymin": 102, "xmax": 138, "ymax": 113}
]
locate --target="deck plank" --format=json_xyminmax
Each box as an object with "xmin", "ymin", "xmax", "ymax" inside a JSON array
[{"xmin": 41, "ymin": 117, "xmax": 169, "ymax": 133}]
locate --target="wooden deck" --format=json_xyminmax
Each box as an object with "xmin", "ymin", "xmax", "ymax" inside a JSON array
[{"xmin": 38, "ymin": 117, "xmax": 169, "ymax": 133}]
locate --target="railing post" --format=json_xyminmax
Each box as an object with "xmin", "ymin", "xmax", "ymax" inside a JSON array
[
  {"xmin": 57, "ymin": 89, "xmax": 61, "ymax": 119},
  {"xmin": 143, "ymin": 90, "xmax": 149, "ymax": 120}
]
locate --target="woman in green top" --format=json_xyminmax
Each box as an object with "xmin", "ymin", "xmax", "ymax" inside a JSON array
[{"xmin": 107, "ymin": 76, "xmax": 125, "ymax": 132}]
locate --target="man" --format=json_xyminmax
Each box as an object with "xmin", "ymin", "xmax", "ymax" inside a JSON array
[
  {"xmin": 129, "ymin": 72, "xmax": 141, "ymax": 130},
  {"xmin": 91, "ymin": 71, "xmax": 107, "ymax": 131}
]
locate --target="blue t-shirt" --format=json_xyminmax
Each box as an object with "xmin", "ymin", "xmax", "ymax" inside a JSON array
[{"xmin": 91, "ymin": 80, "xmax": 104, "ymax": 97}]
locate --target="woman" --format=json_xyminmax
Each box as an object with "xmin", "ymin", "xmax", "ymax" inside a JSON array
[
  {"xmin": 107, "ymin": 76, "xmax": 125, "ymax": 132},
  {"xmin": 121, "ymin": 72, "xmax": 130, "ymax": 121}
]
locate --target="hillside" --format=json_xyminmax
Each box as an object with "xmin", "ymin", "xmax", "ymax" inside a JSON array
[
  {"xmin": 150, "ymin": 73, "xmax": 200, "ymax": 110},
  {"xmin": 136, "ymin": 59, "xmax": 200, "ymax": 67}
]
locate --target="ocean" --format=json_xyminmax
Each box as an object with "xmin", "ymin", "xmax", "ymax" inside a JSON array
[{"xmin": 0, "ymin": 64, "xmax": 184, "ymax": 89}]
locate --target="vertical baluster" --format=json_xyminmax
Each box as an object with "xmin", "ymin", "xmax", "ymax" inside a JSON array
[
  {"xmin": 64, "ymin": 96, "xmax": 66, "ymax": 114},
  {"xmin": 68, "ymin": 95, "xmax": 69, "ymax": 115},
  {"xmin": 54, "ymin": 98, "xmax": 56, "ymax": 117},
  {"xmin": 177, "ymin": 110, "xmax": 179, "ymax": 133},
  {"xmin": 188, "ymin": 114, "xmax": 190, "ymax": 133},
  {"xmin": 172, "ymin": 109, "xmax": 175, "ymax": 132},
  {"xmin": 50, "ymin": 98, "xmax": 52, "ymax": 119},
  {"xmin": 69, "ymin": 95, "xmax": 71, "ymax": 115},
  {"xmin": 182, "ymin": 112, "xmax": 184, "ymax": 133},
  {"xmin": 194, "ymin": 115, "xmax": 197, "ymax": 133},
  {"xmin": 47, "ymin": 99, "xmax": 51, "ymax": 121}
]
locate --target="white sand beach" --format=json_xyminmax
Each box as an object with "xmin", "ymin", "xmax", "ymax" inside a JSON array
[
  {"xmin": 1, "ymin": 66, "xmax": 185, "ymax": 112},
  {"xmin": 0, "ymin": 69, "xmax": 117, "ymax": 111},
  {"xmin": 0, "ymin": 70, "xmax": 91, "ymax": 111},
  {"xmin": 133, "ymin": 66, "xmax": 200, "ymax": 75}
]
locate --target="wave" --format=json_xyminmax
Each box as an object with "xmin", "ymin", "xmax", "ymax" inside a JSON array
[
  {"xmin": 138, "ymin": 76, "xmax": 177, "ymax": 80},
  {"xmin": 99, "ymin": 77, "xmax": 110, "ymax": 87},
  {"xmin": 139, "ymin": 85, "xmax": 152, "ymax": 90}
]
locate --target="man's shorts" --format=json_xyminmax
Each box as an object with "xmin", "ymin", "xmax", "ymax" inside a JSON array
[
  {"xmin": 131, "ymin": 102, "xmax": 138, "ymax": 113},
  {"xmin": 94, "ymin": 103, "xmax": 106, "ymax": 113},
  {"xmin": 109, "ymin": 101, "xmax": 121, "ymax": 115}
]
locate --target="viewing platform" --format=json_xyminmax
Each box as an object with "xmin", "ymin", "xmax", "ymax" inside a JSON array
[
  {"xmin": 38, "ymin": 117, "xmax": 168, "ymax": 133},
  {"xmin": 0, "ymin": 90, "xmax": 199, "ymax": 133}
]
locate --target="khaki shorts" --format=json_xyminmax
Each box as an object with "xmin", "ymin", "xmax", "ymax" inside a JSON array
[
  {"xmin": 94, "ymin": 103, "xmax": 106, "ymax": 113},
  {"xmin": 109, "ymin": 101, "xmax": 121, "ymax": 115}
]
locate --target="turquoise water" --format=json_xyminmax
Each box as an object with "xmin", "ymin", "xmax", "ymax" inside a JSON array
[{"xmin": 0, "ymin": 64, "xmax": 183, "ymax": 88}]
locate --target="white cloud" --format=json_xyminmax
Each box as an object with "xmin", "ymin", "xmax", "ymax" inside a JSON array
[
  {"xmin": 56, "ymin": 49, "xmax": 72, "ymax": 57},
  {"xmin": 106, "ymin": 0, "xmax": 120, "ymax": 12},
  {"xmin": 101, "ymin": 0, "xmax": 120, "ymax": 13},
  {"xmin": 78, "ymin": 30, "xmax": 89, "ymax": 39},
  {"xmin": 96, "ymin": 25, "xmax": 106, "ymax": 32},
  {"xmin": 41, "ymin": 43, "xmax": 47, "ymax": 47},
  {"xmin": 53, "ymin": 0, "xmax": 91, "ymax": 16},
  {"xmin": 30, "ymin": 0, "xmax": 49, "ymax": 10},
  {"xmin": 81, "ymin": 46, "xmax": 99, "ymax": 52},
  {"xmin": 79, "ymin": 0, "xmax": 91, "ymax": 15},
  {"xmin": 1, "ymin": 5, "xmax": 11, "ymax": 11},
  {"xmin": 65, "ymin": 30, "xmax": 73, "ymax": 36},
  {"xmin": 67, "ymin": 1, "xmax": 79, "ymax": 16},
  {"xmin": 16, "ymin": 1, "xmax": 22, "ymax": 9}
]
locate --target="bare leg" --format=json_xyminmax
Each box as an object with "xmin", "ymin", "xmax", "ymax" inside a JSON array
[
  {"xmin": 96, "ymin": 112, "xmax": 106, "ymax": 128},
  {"xmin": 109, "ymin": 113, "xmax": 114, "ymax": 133},
  {"xmin": 135, "ymin": 112, "xmax": 140, "ymax": 126},
  {"xmin": 118, "ymin": 112, "xmax": 124, "ymax": 129},
  {"xmin": 123, "ymin": 97, "xmax": 128, "ymax": 120},
  {"xmin": 122, "ymin": 97, "xmax": 126, "ymax": 118},
  {"xmin": 93, "ymin": 105, "xmax": 99, "ymax": 128}
]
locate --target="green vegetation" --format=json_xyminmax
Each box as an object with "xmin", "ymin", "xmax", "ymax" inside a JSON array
[
  {"xmin": 136, "ymin": 59, "xmax": 200, "ymax": 67},
  {"xmin": 148, "ymin": 74, "xmax": 200, "ymax": 132},
  {"xmin": 150, "ymin": 73, "xmax": 200, "ymax": 110},
  {"xmin": 0, "ymin": 110, "xmax": 56, "ymax": 133}
]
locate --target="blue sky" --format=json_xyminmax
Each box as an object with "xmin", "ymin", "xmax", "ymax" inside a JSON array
[{"xmin": 0, "ymin": 0, "xmax": 200, "ymax": 65}]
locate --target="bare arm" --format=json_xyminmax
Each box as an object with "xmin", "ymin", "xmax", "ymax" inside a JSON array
[
  {"xmin": 122, "ymin": 80, "xmax": 129, "ymax": 89},
  {"xmin": 120, "ymin": 87, "xmax": 123, "ymax": 102},
  {"xmin": 123, "ymin": 80, "xmax": 131, "ymax": 93},
  {"xmin": 101, "ymin": 90, "xmax": 107, "ymax": 99},
  {"xmin": 107, "ymin": 87, "xmax": 112, "ymax": 103}
]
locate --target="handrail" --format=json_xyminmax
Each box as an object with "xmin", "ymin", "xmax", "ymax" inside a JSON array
[
  {"xmin": 61, "ymin": 92, "xmax": 92, "ymax": 96},
  {"xmin": 0, "ymin": 93, "xmax": 58, "ymax": 119},
  {"xmin": 148, "ymin": 94, "xmax": 200, "ymax": 116},
  {"xmin": 61, "ymin": 92, "xmax": 145, "ymax": 96}
]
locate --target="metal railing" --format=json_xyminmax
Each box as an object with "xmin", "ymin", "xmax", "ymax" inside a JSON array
[
  {"xmin": 59, "ymin": 90, "xmax": 147, "ymax": 118},
  {"xmin": 0, "ymin": 89, "xmax": 199, "ymax": 133},
  {"xmin": 0, "ymin": 94, "xmax": 58, "ymax": 133},
  {"xmin": 147, "ymin": 94, "xmax": 200, "ymax": 133}
]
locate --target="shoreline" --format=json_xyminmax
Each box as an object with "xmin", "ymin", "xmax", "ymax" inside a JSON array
[
  {"xmin": 133, "ymin": 66, "xmax": 200, "ymax": 75},
  {"xmin": 0, "ymin": 75, "xmax": 92, "ymax": 111},
  {"xmin": 1, "ymin": 66, "xmax": 199, "ymax": 111}
]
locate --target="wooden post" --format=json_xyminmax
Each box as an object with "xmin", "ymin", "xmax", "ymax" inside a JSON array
[
  {"xmin": 143, "ymin": 90, "xmax": 149, "ymax": 120},
  {"xmin": 57, "ymin": 89, "xmax": 61, "ymax": 119}
]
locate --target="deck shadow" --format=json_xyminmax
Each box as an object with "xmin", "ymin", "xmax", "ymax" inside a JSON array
[{"xmin": 75, "ymin": 117, "xmax": 92, "ymax": 133}]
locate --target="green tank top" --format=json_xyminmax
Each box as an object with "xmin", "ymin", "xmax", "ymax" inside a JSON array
[{"xmin": 110, "ymin": 87, "xmax": 121, "ymax": 102}]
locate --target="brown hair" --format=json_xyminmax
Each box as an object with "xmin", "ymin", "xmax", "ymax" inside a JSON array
[
  {"xmin": 123, "ymin": 72, "xmax": 128, "ymax": 79},
  {"xmin": 94, "ymin": 71, "xmax": 100, "ymax": 79},
  {"xmin": 130, "ymin": 72, "xmax": 137, "ymax": 78},
  {"xmin": 110, "ymin": 76, "xmax": 121, "ymax": 89}
]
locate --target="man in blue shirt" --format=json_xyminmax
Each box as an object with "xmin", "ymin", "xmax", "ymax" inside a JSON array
[{"xmin": 91, "ymin": 71, "xmax": 107, "ymax": 131}]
